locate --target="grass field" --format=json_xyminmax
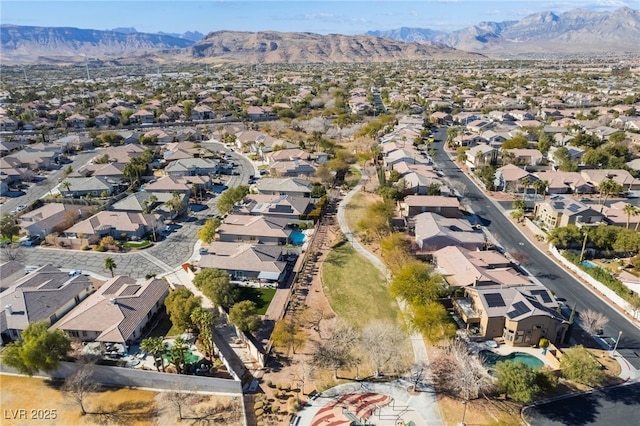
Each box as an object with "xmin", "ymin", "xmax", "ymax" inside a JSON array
[
  {"xmin": 321, "ymin": 242, "xmax": 399, "ymax": 328},
  {"xmin": 237, "ymin": 286, "xmax": 276, "ymax": 315},
  {"xmin": 344, "ymin": 191, "xmax": 380, "ymax": 236}
]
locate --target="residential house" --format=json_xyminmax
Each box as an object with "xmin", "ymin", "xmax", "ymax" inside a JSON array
[
  {"xmin": 255, "ymin": 177, "xmax": 313, "ymax": 198},
  {"xmin": 601, "ymin": 201, "xmax": 640, "ymax": 229},
  {"xmin": 548, "ymin": 146, "xmax": 585, "ymax": 169},
  {"xmin": 65, "ymin": 113, "xmax": 87, "ymax": 128},
  {"xmin": 581, "ymin": 169, "xmax": 640, "ymax": 192},
  {"xmin": 19, "ymin": 203, "xmax": 90, "ymax": 238},
  {"xmin": 454, "ymin": 284, "xmax": 568, "ymax": 346},
  {"xmin": 191, "ymin": 105, "xmax": 215, "ymax": 120},
  {"xmin": 199, "ymin": 243, "xmax": 287, "ymax": 283},
  {"xmin": 0, "ymin": 117, "xmax": 18, "ymax": 132},
  {"xmin": 165, "ymin": 158, "xmax": 219, "ymax": 177},
  {"xmin": 59, "ymin": 176, "xmax": 119, "ymax": 198},
  {"xmin": 430, "ymin": 111, "xmax": 452, "ymax": 125},
  {"xmin": 70, "ymin": 162, "xmax": 126, "ymax": 183},
  {"xmin": 217, "ymin": 215, "xmax": 292, "ymax": 245},
  {"xmin": 384, "ymin": 148, "xmax": 430, "ymax": 168},
  {"xmin": 98, "ymin": 144, "xmax": 147, "ymax": 164},
  {"xmin": 247, "ymin": 106, "xmax": 274, "ymax": 120},
  {"xmin": 6, "ymin": 149, "xmax": 58, "ymax": 170},
  {"xmin": 232, "ymin": 194, "xmax": 313, "ymax": 221},
  {"xmin": 454, "ymin": 133, "xmax": 486, "ymax": 147},
  {"xmin": 143, "ymin": 176, "xmax": 192, "ymax": 194},
  {"xmin": 53, "ymin": 276, "xmax": 169, "ymax": 347},
  {"xmin": 504, "ymin": 149, "xmax": 544, "ymax": 167},
  {"xmin": 434, "ymin": 246, "xmax": 531, "ymax": 288},
  {"xmin": 0, "ymin": 261, "xmax": 26, "ymax": 292},
  {"xmin": 268, "ymin": 158, "xmax": 317, "ymax": 177},
  {"xmin": 400, "ymin": 195, "xmax": 460, "ymax": 219},
  {"xmin": 0, "ymin": 265, "xmax": 93, "ymax": 344},
  {"xmin": 533, "ymin": 195, "xmax": 603, "ymax": 229},
  {"xmin": 63, "ymin": 211, "xmax": 163, "ymax": 244},
  {"xmin": 401, "ymin": 173, "xmax": 450, "ymax": 196},
  {"xmin": 52, "ymin": 135, "xmax": 94, "ymax": 153},
  {"xmin": 533, "ymin": 171, "xmax": 594, "ymax": 195},
  {"xmin": 111, "ymin": 191, "xmax": 178, "ymax": 219},
  {"xmin": 131, "ymin": 109, "xmax": 155, "ymax": 124},
  {"xmin": 143, "ymin": 129, "xmax": 173, "ymax": 144},
  {"xmin": 465, "ymin": 144, "xmax": 497, "ymax": 170},
  {"xmin": 411, "ymin": 212, "xmax": 486, "ymax": 252},
  {"xmin": 392, "ymin": 162, "xmax": 438, "ymax": 179},
  {"xmin": 494, "ymin": 164, "xmax": 537, "ymax": 193}
]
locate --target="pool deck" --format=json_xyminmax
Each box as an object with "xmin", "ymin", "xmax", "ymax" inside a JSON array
[{"xmin": 470, "ymin": 340, "xmax": 561, "ymax": 369}]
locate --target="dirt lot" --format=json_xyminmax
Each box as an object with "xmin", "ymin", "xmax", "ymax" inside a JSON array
[{"xmin": 0, "ymin": 374, "xmax": 242, "ymax": 426}]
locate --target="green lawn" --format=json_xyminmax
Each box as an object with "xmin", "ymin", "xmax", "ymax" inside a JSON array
[
  {"xmin": 322, "ymin": 242, "xmax": 399, "ymax": 328},
  {"xmin": 237, "ymin": 286, "xmax": 276, "ymax": 315},
  {"xmin": 123, "ymin": 240, "xmax": 151, "ymax": 249},
  {"xmin": 344, "ymin": 192, "xmax": 373, "ymax": 234}
]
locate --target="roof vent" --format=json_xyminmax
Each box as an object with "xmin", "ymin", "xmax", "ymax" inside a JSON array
[
  {"xmin": 5, "ymin": 304, "xmax": 13, "ymax": 314},
  {"xmin": 109, "ymin": 298, "xmax": 117, "ymax": 305}
]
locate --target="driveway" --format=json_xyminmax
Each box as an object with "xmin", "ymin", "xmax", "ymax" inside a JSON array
[{"xmin": 431, "ymin": 128, "xmax": 640, "ymax": 369}]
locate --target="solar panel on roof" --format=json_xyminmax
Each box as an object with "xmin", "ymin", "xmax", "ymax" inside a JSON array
[
  {"xmin": 507, "ymin": 301, "xmax": 531, "ymax": 319},
  {"xmin": 485, "ymin": 293, "xmax": 506, "ymax": 308},
  {"xmin": 530, "ymin": 289, "xmax": 552, "ymax": 303},
  {"xmin": 567, "ymin": 204, "xmax": 581, "ymax": 212}
]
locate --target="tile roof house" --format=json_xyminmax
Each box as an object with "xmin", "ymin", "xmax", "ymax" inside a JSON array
[
  {"xmin": 0, "ymin": 261, "xmax": 26, "ymax": 292},
  {"xmin": 199, "ymin": 243, "xmax": 287, "ymax": 282},
  {"xmin": 384, "ymin": 148, "xmax": 430, "ymax": 168},
  {"xmin": 98, "ymin": 144, "xmax": 147, "ymax": 164},
  {"xmin": 165, "ymin": 158, "xmax": 219, "ymax": 177},
  {"xmin": 504, "ymin": 148, "xmax": 544, "ymax": 166},
  {"xmin": 0, "ymin": 265, "xmax": 93, "ymax": 344},
  {"xmin": 433, "ymin": 246, "xmax": 531, "ymax": 288},
  {"xmin": 495, "ymin": 164, "xmax": 537, "ymax": 193},
  {"xmin": 268, "ymin": 158, "xmax": 317, "ymax": 177},
  {"xmin": 533, "ymin": 171, "xmax": 594, "ymax": 195},
  {"xmin": 19, "ymin": 203, "xmax": 90, "ymax": 238},
  {"xmin": 401, "ymin": 173, "xmax": 450, "ymax": 196},
  {"xmin": 63, "ymin": 211, "xmax": 163, "ymax": 243},
  {"xmin": 454, "ymin": 284, "xmax": 568, "ymax": 347},
  {"xmin": 255, "ymin": 177, "xmax": 313, "ymax": 198},
  {"xmin": 59, "ymin": 176, "xmax": 119, "ymax": 198},
  {"xmin": 53, "ymin": 276, "xmax": 169, "ymax": 346},
  {"xmin": 400, "ymin": 195, "xmax": 460, "ymax": 219},
  {"xmin": 601, "ymin": 201, "xmax": 640, "ymax": 229},
  {"xmin": 217, "ymin": 215, "xmax": 292, "ymax": 245},
  {"xmin": 412, "ymin": 212, "xmax": 486, "ymax": 252},
  {"xmin": 581, "ymin": 169, "xmax": 640, "ymax": 191},
  {"xmin": 465, "ymin": 144, "xmax": 498, "ymax": 170},
  {"xmin": 533, "ymin": 195, "xmax": 603, "ymax": 229},
  {"xmin": 233, "ymin": 194, "xmax": 313, "ymax": 221}
]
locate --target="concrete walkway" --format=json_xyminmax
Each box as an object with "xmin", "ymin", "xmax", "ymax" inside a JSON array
[{"xmin": 334, "ymin": 182, "xmax": 444, "ymax": 425}]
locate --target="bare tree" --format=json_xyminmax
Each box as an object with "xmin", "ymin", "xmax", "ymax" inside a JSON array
[
  {"xmin": 164, "ymin": 384, "xmax": 197, "ymax": 421},
  {"xmin": 312, "ymin": 320, "xmax": 358, "ymax": 380},
  {"xmin": 409, "ymin": 362, "xmax": 427, "ymax": 392},
  {"xmin": 580, "ymin": 309, "xmax": 609, "ymax": 335},
  {"xmin": 62, "ymin": 362, "xmax": 99, "ymax": 415},
  {"xmin": 431, "ymin": 340, "xmax": 494, "ymax": 401},
  {"xmin": 361, "ymin": 321, "xmax": 408, "ymax": 378},
  {"xmin": 304, "ymin": 307, "xmax": 334, "ymax": 339},
  {"xmin": 1, "ymin": 243, "xmax": 23, "ymax": 261}
]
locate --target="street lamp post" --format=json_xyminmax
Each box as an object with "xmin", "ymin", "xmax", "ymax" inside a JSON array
[
  {"xmin": 611, "ymin": 331, "xmax": 622, "ymax": 356},
  {"xmin": 460, "ymin": 400, "xmax": 468, "ymax": 426}
]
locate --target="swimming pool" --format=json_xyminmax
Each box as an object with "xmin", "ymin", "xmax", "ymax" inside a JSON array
[
  {"xmin": 290, "ymin": 230, "xmax": 307, "ymax": 245},
  {"xmin": 480, "ymin": 350, "xmax": 544, "ymax": 370},
  {"xmin": 581, "ymin": 260, "xmax": 598, "ymax": 268}
]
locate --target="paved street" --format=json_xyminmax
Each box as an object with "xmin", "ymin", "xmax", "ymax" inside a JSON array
[{"xmin": 431, "ymin": 128, "xmax": 640, "ymax": 370}]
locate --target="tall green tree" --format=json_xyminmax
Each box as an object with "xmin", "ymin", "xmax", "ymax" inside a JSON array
[
  {"xmin": 389, "ymin": 260, "xmax": 446, "ymax": 307},
  {"xmin": 164, "ymin": 287, "xmax": 202, "ymax": 331},
  {"xmin": 494, "ymin": 361, "xmax": 541, "ymax": 403},
  {"xmin": 1, "ymin": 322, "xmax": 71, "ymax": 375},
  {"xmin": 103, "ymin": 256, "xmax": 117, "ymax": 277},
  {"xmin": 168, "ymin": 337, "xmax": 188, "ymax": 374},
  {"xmin": 190, "ymin": 307, "xmax": 216, "ymax": 359},
  {"xmin": 140, "ymin": 337, "xmax": 168, "ymax": 372},
  {"xmin": 0, "ymin": 213, "xmax": 19, "ymax": 240},
  {"xmin": 559, "ymin": 345, "xmax": 604, "ymax": 386},
  {"xmin": 217, "ymin": 185, "xmax": 249, "ymax": 215},
  {"xmin": 229, "ymin": 300, "xmax": 262, "ymax": 335},
  {"xmin": 193, "ymin": 268, "xmax": 239, "ymax": 309},
  {"xmin": 196, "ymin": 218, "xmax": 221, "ymax": 243}
]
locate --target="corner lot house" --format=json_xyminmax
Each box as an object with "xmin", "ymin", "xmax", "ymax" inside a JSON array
[
  {"xmin": 0, "ymin": 265, "xmax": 93, "ymax": 344},
  {"xmin": 534, "ymin": 195, "xmax": 603, "ymax": 229},
  {"xmin": 54, "ymin": 276, "xmax": 169, "ymax": 347},
  {"xmin": 454, "ymin": 285, "xmax": 568, "ymax": 347},
  {"xmin": 63, "ymin": 211, "xmax": 163, "ymax": 244}
]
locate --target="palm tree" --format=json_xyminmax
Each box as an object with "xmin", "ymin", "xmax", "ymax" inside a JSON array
[
  {"xmin": 103, "ymin": 256, "xmax": 117, "ymax": 277},
  {"xmin": 60, "ymin": 180, "xmax": 72, "ymax": 196},
  {"xmin": 140, "ymin": 337, "xmax": 167, "ymax": 372},
  {"xmin": 521, "ymin": 177, "xmax": 531, "ymax": 200},
  {"xmin": 532, "ymin": 179, "xmax": 546, "ymax": 200},
  {"xmin": 623, "ymin": 203, "xmax": 638, "ymax": 229},
  {"xmin": 598, "ymin": 179, "xmax": 623, "ymax": 210}
]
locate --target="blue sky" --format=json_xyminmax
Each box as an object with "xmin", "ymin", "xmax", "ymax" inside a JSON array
[{"xmin": 2, "ymin": 1, "xmax": 637, "ymax": 35}]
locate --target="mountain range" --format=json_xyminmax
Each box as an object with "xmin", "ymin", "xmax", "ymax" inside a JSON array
[
  {"xmin": 1, "ymin": 7, "xmax": 637, "ymax": 65},
  {"xmin": 368, "ymin": 7, "xmax": 640, "ymax": 56}
]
